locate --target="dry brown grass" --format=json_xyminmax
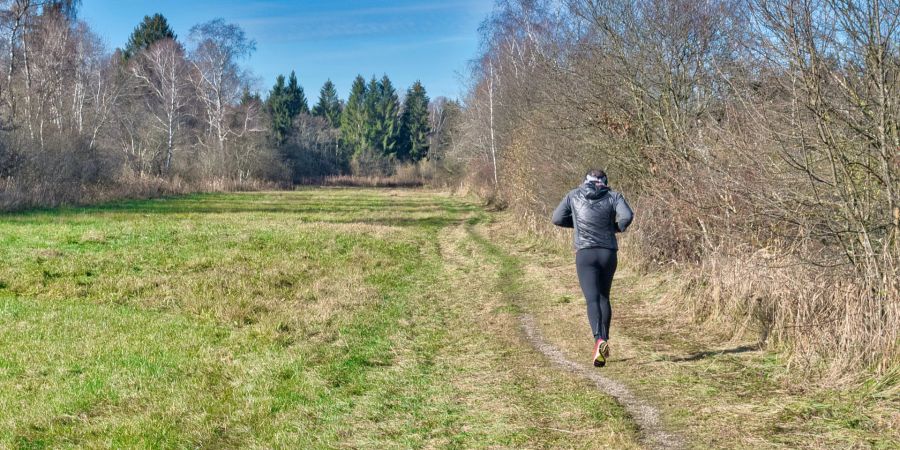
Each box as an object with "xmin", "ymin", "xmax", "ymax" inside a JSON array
[
  {"xmin": 317, "ymin": 174, "xmax": 424, "ymax": 188},
  {"xmin": 669, "ymin": 251, "xmax": 900, "ymax": 382},
  {"xmin": 480, "ymin": 211, "xmax": 899, "ymax": 448},
  {"xmin": 315, "ymin": 161, "xmax": 438, "ymax": 188},
  {"xmin": 0, "ymin": 174, "xmax": 283, "ymax": 212},
  {"xmin": 490, "ymin": 190, "xmax": 899, "ymax": 386}
]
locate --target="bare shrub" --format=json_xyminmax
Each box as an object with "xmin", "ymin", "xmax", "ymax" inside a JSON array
[
  {"xmin": 444, "ymin": 0, "xmax": 900, "ymax": 381},
  {"xmin": 0, "ymin": 8, "xmax": 282, "ymax": 211},
  {"xmin": 671, "ymin": 249, "xmax": 899, "ymax": 381},
  {"xmin": 319, "ymin": 160, "xmax": 433, "ymax": 188},
  {"xmin": 350, "ymin": 148, "xmax": 397, "ymax": 177},
  {"xmin": 280, "ymin": 114, "xmax": 344, "ymax": 182},
  {"xmin": 320, "ymin": 175, "xmax": 423, "ymax": 189}
]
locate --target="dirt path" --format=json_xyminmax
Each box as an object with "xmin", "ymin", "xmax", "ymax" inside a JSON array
[
  {"xmin": 520, "ymin": 314, "xmax": 683, "ymax": 450},
  {"xmin": 436, "ymin": 219, "xmax": 643, "ymax": 448},
  {"xmin": 457, "ymin": 220, "xmax": 684, "ymax": 449}
]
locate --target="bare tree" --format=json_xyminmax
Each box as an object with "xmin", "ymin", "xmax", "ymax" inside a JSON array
[
  {"xmin": 85, "ymin": 50, "xmax": 125, "ymax": 150},
  {"xmin": 229, "ymin": 91, "xmax": 269, "ymax": 181},
  {"xmin": 187, "ymin": 19, "xmax": 255, "ymax": 170},
  {"xmin": 130, "ymin": 38, "xmax": 192, "ymax": 173},
  {"xmin": 445, "ymin": 0, "xmax": 897, "ymax": 376},
  {"xmin": 748, "ymin": 0, "xmax": 899, "ymax": 277}
]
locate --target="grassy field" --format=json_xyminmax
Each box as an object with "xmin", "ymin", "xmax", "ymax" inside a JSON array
[
  {"xmin": 1, "ymin": 189, "xmax": 895, "ymax": 449},
  {"xmin": 0, "ymin": 189, "xmax": 635, "ymax": 448}
]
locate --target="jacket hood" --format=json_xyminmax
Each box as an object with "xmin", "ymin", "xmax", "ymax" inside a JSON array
[{"xmin": 580, "ymin": 182, "xmax": 610, "ymax": 200}]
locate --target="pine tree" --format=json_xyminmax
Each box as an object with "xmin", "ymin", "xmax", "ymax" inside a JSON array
[
  {"xmin": 399, "ymin": 81, "xmax": 431, "ymax": 161},
  {"xmin": 341, "ymin": 75, "xmax": 369, "ymax": 156},
  {"xmin": 124, "ymin": 13, "xmax": 176, "ymax": 59},
  {"xmin": 363, "ymin": 76, "xmax": 381, "ymax": 153},
  {"xmin": 241, "ymin": 88, "xmax": 262, "ymax": 106},
  {"xmin": 312, "ymin": 79, "xmax": 342, "ymax": 128},
  {"xmin": 285, "ymin": 71, "xmax": 309, "ymax": 116},
  {"xmin": 267, "ymin": 75, "xmax": 291, "ymax": 144},
  {"xmin": 376, "ymin": 75, "xmax": 401, "ymax": 156},
  {"xmin": 267, "ymin": 71, "xmax": 310, "ymax": 144},
  {"xmin": 363, "ymin": 75, "xmax": 400, "ymax": 157}
]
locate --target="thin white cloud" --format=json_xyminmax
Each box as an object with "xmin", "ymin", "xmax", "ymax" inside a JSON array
[
  {"xmin": 236, "ymin": 0, "xmax": 487, "ymax": 37},
  {"xmin": 296, "ymin": 35, "xmax": 476, "ymax": 62},
  {"xmin": 239, "ymin": 18, "xmax": 430, "ymax": 42}
]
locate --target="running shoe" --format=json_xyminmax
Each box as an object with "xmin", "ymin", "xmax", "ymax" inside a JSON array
[{"xmin": 593, "ymin": 339, "xmax": 608, "ymax": 367}]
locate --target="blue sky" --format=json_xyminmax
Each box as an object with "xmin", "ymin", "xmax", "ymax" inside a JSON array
[{"xmin": 80, "ymin": 0, "xmax": 494, "ymax": 101}]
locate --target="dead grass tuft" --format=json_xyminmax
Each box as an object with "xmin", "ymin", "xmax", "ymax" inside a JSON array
[
  {"xmin": 0, "ymin": 174, "xmax": 283, "ymax": 212},
  {"xmin": 668, "ymin": 250, "xmax": 900, "ymax": 384}
]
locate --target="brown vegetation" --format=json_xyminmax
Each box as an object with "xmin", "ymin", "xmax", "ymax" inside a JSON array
[
  {"xmin": 439, "ymin": 0, "xmax": 899, "ymax": 382},
  {"xmin": 0, "ymin": 3, "xmax": 278, "ymax": 211},
  {"xmin": 317, "ymin": 161, "xmax": 436, "ymax": 188}
]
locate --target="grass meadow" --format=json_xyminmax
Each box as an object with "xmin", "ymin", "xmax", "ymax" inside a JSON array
[
  {"xmin": 1, "ymin": 188, "xmax": 895, "ymax": 449},
  {"xmin": 0, "ymin": 189, "xmax": 635, "ymax": 448}
]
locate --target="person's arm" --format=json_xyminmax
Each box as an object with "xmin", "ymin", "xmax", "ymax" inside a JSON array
[
  {"xmin": 614, "ymin": 193, "xmax": 633, "ymax": 232},
  {"xmin": 551, "ymin": 192, "xmax": 574, "ymax": 228}
]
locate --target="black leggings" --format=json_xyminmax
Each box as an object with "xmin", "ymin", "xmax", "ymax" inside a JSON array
[{"xmin": 575, "ymin": 247, "xmax": 618, "ymax": 341}]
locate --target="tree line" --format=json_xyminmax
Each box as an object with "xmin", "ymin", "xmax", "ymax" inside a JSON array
[
  {"xmin": 437, "ymin": 0, "xmax": 898, "ymax": 380},
  {"xmin": 266, "ymin": 70, "xmax": 434, "ymax": 182},
  {"xmin": 0, "ymin": 2, "xmax": 452, "ymax": 208}
]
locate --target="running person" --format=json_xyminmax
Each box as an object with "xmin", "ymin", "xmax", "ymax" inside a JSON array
[{"xmin": 551, "ymin": 169, "xmax": 633, "ymax": 367}]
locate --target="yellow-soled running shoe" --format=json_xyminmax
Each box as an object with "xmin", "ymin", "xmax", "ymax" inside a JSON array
[{"xmin": 593, "ymin": 339, "xmax": 609, "ymax": 367}]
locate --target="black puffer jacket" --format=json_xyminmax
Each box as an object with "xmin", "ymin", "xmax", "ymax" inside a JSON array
[{"xmin": 551, "ymin": 182, "xmax": 634, "ymax": 250}]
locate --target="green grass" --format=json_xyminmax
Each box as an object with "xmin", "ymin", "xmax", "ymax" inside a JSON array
[{"xmin": 0, "ymin": 189, "xmax": 637, "ymax": 448}]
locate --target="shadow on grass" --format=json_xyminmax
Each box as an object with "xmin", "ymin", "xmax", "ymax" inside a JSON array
[{"xmin": 662, "ymin": 344, "xmax": 760, "ymax": 363}]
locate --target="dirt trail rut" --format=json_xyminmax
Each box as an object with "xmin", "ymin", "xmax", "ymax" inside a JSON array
[
  {"xmin": 520, "ymin": 314, "xmax": 683, "ymax": 450},
  {"xmin": 462, "ymin": 219, "xmax": 683, "ymax": 449}
]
